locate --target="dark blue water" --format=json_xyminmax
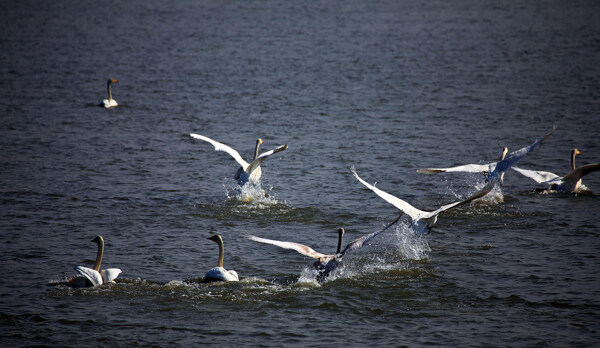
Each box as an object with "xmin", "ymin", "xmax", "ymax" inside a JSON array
[{"xmin": 1, "ymin": 0, "xmax": 600, "ymax": 346}]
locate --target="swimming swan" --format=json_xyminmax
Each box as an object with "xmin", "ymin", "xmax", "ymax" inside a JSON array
[
  {"xmin": 247, "ymin": 215, "xmax": 402, "ymax": 279},
  {"xmin": 102, "ymin": 79, "xmax": 118, "ymax": 108},
  {"xmin": 190, "ymin": 134, "xmax": 288, "ymax": 186},
  {"xmin": 512, "ymin": 149, "xmax": 600, "ymax": 193},
  {"xmin": 205, "ymin": 234, "xmax": 239, "ymax": 282},
  {"xmin": 352, "ymin": 167, "xmax": 495, "ymax": 234},
  {"xmin": 74, "ymin": 235, "xmax": 121, "ymax": 287},
  {"xmin": 417, "ymin": 127, "xmax": 556, "ymax": 184}
]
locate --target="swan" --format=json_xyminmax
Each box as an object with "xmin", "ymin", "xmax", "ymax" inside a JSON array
[
  {"xmin": 417, "ymin": 127, "xmax": 556, "ymax": 184},
  {"xmin": 204, "ymin": 234, "xmax": 239, "ymax": 282},
  {"xmin": 352, "ymin": 167, "xmax": 495, "ymax": 234},
  {"xmin": 512, "ymin": 149, "xmax": 600, "ymax": 193},
  {"xmin": 74, "ymin": 235, "xmax": 122, "ymax": 287},
  {"xmin": 102, "ymin": 79, "xmax": 118, "ymax": 108},
  {"xmin": 190, "ymin": 134, "xmax": 288, "ymax": 186},
  {"xmin": 247, "ymin": 215, "xmax": 402, "ymax": 280}
]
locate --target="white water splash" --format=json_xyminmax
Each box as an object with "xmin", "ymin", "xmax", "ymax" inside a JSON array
[
  {"xmin": 225, "ymin": 182, "xmax": 280, "ymax": 206},
  {"xmin": 394, "ymin": 224, "xmax": 431, "ymax": 260}
]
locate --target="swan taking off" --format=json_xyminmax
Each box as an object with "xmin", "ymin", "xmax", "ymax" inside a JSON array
[
  {"xmin": 190, "ymin": 134, "xmax": 288, "ymax": 186},
  {"xmin": 205, "ymin": 234, "xmax": 239, "ymax": 282},
  {"xmin": 352, "ymin": 167, "xmax": 495, "ymax": 234},
  {"xmin": 417, "ymin": 127, "xmax": 556, "ymax": 184},
  {"xmin": 247, "ymin": 215, "xmax": 402, "ymax": 280},
  {"xmin": 74, "ymin": 235, "xmax": 122, "ymax": 287},
  {"xmin": 512, "ymin": 149, "xmax": 600, "ymax": 193},
  {"xmin": 102, "ymin": 79, "xmax": 118, "ymax": 108}
]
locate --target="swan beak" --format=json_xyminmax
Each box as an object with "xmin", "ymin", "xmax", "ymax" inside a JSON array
[
  {"xmin": 111, "ymin": 79, "xmax": 118, "ymax": 83},
  {"xmin": 576, "ymin": 149, "xmax": 582, "ymax": 155}
]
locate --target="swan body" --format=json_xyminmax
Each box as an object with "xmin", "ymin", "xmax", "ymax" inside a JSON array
[
  {"xmin": 205, "ymin": 267, "xmax": 239, "ymax": 282},
  {"xmin": 74, "ymin": 235, "xmax": 121, "ymax": 287},
  {"xmin": 102, "ymin": 79, "xmax": 118, "ymax": 108},
  {"xmin": 190, "ymin": 134, "xmax": 288, "ymax": 186},
  {"xmin": 247, "ymin": 215, "xmax": 402, "ymax": 279},
  {"xmin": 417, "ymin": 127, "xmax": 556, "ymax": 184},
  {"xmin": 512, "ymin": 149, "xmax": 600, "ymax": 192},
  {"xmin": 352, "ymin": 167, "xmax": 495, "ymax": 234},
  {"xmin": 205, "ymin": 234, "xmax": 239, "ymax": 282}
]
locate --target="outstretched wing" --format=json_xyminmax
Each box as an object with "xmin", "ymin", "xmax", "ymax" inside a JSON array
[
  {"xmin": 245, "ymin": 144, "xmax": 288, "ymax": 175},
  {"xmin": 417, "ymin": 163, "xmax": 493, "ymax": 174},
  {"xmin": 190, "ymin": 133, "xmax": 249, "ymax": 168},
  {"xmin": 352, "ymin": 167, "xmax": 425, "ymax": 221},
  {"xmin": 247, "ymin": 235, "xmax": 330, "ymax": 260},
  {"xmin": 562, "ymin": 163, "xmax": 600, "ymax": 182},
  {"xmin": 100, "ymin": 268, "xmax": 122, "ymax": 283},
  {"xmin": 512, "ymin": 167, "xmax": 560, "ymax": 183},
  {"xmin": 490, "ymin": 127, "xmax": 555, "ymax": 179},
  {"xmin": 74, "ymin": 266, "xmax": 103, "ymax": 287},
  {"xmin": 428, "ymin": 179, "xmax": 496, "ymax": 217},
  {"xmin": 339, "ymin": 214, "xmax": 403, "ymax": 256}
]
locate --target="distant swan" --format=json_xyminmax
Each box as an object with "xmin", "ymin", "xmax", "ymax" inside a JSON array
[
  {"xmin": 74, "ymin": 235, "xmax": 121, "ymax": 287},
  {"xmin": 417, "ymin": 127, "xmax": 556, "ymax": 184},
  {"xmin": 205, "ymin": 234, "xmax": 239, "ymax": 282},
  {"xmin": 102, "ymin": 79, "xmax": 118, "ymax": 108},
  {"xmin": 512, "ymin": 149, "xmax": 600, "ymax": 193},
  {"xmin": 247, "ymin": 215, "xmax": 402, "ymax": 280},
  {"xmin": 352, "ymin": 167, "xmax": 495, "ymax": 234},
  {"xmin": 190, "ymin": 134, "xmax": 288, "ymax": 186}
]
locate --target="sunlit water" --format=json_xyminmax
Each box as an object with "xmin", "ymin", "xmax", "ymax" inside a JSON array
[{"xmin": 1, "ymin": 0, "xmax": 599, "ymax": 346}]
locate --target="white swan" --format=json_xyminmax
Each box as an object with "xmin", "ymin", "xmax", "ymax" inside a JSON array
[
  {"xmin": 512, "ymin": 149, "xmax": 600, "ymax": 193},
  {"xmin": 352, "ymin": 167, "xmax": 495, "ymax": 234},
  {"xmin": 190, "ymin": 134, "xmax": 288, "ymax": 186},
  {"xmin": 247, "ymin": 215, "xmax": 402, "ymax": 279},
  {"xmin": 205, "ymin": 234, "xmax": 239, "ymax": 282},
  {"xmin": 417, "ymin": 127, "xmax": 556, "ymax": 184},
  {"xmin": 74, "ymin": 235, "xmax": 121, "ymax": 287},
  {"xmin": 102, "ymin": 79, "xmax": 118, "ymax": 108}
]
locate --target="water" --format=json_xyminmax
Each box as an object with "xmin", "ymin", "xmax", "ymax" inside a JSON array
[{"xmin": 2, "ymin": 0, "xmax": 600, "ymax": 346}]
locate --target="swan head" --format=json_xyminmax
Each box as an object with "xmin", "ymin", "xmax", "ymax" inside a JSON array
[
  {"xmin": 338, "ymin": 228, "xmax": 345, "ymax": 238},
  {"xmin": 573, "ymin": 148, "xmax": 582, "ymax": 156},
  {"xmin": 208, "ymin": 234, "xmax": 223, "ymax": 244},
  {"xmin": 107, "ymin": 78, "xmax": 118, "ymax": 85},
  {"xmin": 91, "ymin": 235, "xmax": 104, "ymax": 245},
  {"xmin": 257, "ymin": 138, "xmax": 264, "ymax": 145},
  {"xmin": 500, "ymin": 147, "xmax": 508, "ymax": 160}
]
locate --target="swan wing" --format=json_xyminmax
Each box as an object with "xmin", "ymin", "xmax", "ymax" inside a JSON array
[
  {"xmin": 417, "ymin": 163, "xmax": 492, "ymax": 174},
  {"xmin": 74, "ymin": 266, "xmax": 103, "ymax": 286},
  {"xmin": 100, "ymin": 268, "xmax": 122, "ymax": 283},
  {"xmin": 247, "ymin": 235, "xmax": 330, "ymax": 259},
  {"xmin": 339, "ymin": 214, "xmax": 403, "ymax": 256},
  {"xmin": 245, "ymin": 144, "xmax": 288, "ymax": 175},
  {"xmin": 427, "ymin": 179, "xmax": 496, "ymax": 218},
  {"xmin": 190, "ymin": 133, "xmax": 249, "ymax": 168},
  {"xmin": 511, "ymin": 167, "xmax": 560, "ymax": 183},
  {"xmin": 562, "ymin": 163, "xmax": 600, "ymax": 182},
  {"xmin": 490, "ymin": 127, "xmax": 555, "ymax": 179},
  {"xmin": 352, "ymin": 167, "xmax": 425, "ymax": 221}
]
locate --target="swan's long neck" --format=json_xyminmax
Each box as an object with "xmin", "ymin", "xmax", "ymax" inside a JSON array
[
  {"xmin": 253, "ymin": 139, "xmax": 262, "ymax": 160},
  {"xmin": 107, "ymin": 81, "xmax": 113, "ymax": 101},
  {"xmin": 571, "ymin": 149, "xmax": 578, "ymax": 170},
  {"xmin": 93, "ymin": 237, "xmax": 104, "ymax": 271},
  {"xmin": 336, "ymin": 228, "xmax": 345, "ymax": 254},
  {"xmin": 216, "ymin": 236, "xmax": 224, "ymax": 268},
  {"xmin": 499, "ymin": 147, "xmax": 508, "ymax": 185}
]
